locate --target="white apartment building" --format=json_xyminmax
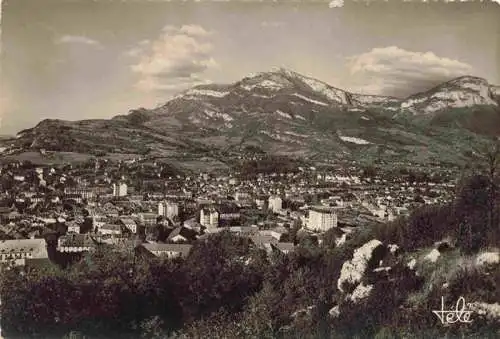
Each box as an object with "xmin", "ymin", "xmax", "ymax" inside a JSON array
[
  {"xmin": 306, "ymin": 206, "xmax": 338, "ymax": 232},
  {"xmin": 112, "ymin": 182, "xmax": 128, "ymax": 197},
  {"xmin": 200, "ymin": 207, "xmax": 219, "ymax": 228},
  {"xmin": 268, "ymin": 195, "xmax": 283, "ymax": 213},
  {"xmin": 158, "ymin": 201, "xmax": 179, "ymax": 219},
  {"xmin": 235, "ymin": 192, "xmax": 251, "ymax": 201},
  {"xmin": 0, "ymin": 239, "xmax": 48, "ymax": 265}
]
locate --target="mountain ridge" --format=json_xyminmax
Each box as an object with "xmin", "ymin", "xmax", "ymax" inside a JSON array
[{"xmin": 2, "ymin": 69, "xmax": 500, "ymax": 167}]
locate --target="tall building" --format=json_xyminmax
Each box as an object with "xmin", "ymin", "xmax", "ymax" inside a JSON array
[
  {"xmin": 158, "ymin": 201, "xmax": 179, "ymax": 219},
  {"xmin": 200, "ymin": 207, "xmax": 219, "ymax": 228},
  {"xmin": 235, "ymin": 192, "xmax": 251, "ymax": 201},
  {"xmin": 268, "ymin": 195, "xmax": 283, "ymax": 213},
  {"xmin": 112, "ymin": 182, "xmax": 128, "ymax": 197},
  {"xmin": 158, "ymin": 202, "xmax": 165, "ymax": 216},
  {"xmin": 306, "ymin": 206, "xmax": 338, "ymax": 232}
]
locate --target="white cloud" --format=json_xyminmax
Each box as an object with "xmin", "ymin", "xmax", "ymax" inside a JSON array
[
  {"xmin": 166, "ymin": 24, "xmax": 213, "ymax": 37},
  {"xmin": 124, "ymin": 47, "xmax": 143, "ymax": 58},
  {"xmin": 129, "ymin": 25, "xmax": 218, "ymax": 93},
  {"xmin": 135, "ymin": 76, "xmax": 213, "ymax": 93},
  {"xmin": 56, "ymin": 35, "xmax": 102, "ymax": 47},
  {"xmin": 346, "ymin": 46, "xmax": 474, "ymax": 97},
  {"xmin": 329, "ymin": 0, "xmax": 345, "ymax": 8},
  {"xmin": 260, "ymin": 21, "xmax": 286, "ymax": 28}
]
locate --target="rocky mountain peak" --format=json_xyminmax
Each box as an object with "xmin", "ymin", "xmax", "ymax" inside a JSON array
[
  {"xmin": 447, "ymin": 75, "xmax": 489, "ymax": 86},
  {"xmin": 400, "ymin": 75, "xmax": 498, "ymax": 115},
  {"xmin": 236, "ymin": 68, "xmax": 298, "ymax": 91}
]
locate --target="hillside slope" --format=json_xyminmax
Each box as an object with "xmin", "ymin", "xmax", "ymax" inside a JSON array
[{"xmin": 2, "ymin": 69, "xmax": 499, "ymax": 166}]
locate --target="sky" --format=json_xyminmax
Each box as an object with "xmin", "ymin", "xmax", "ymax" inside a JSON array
[{"xmin": 0, "ymin": 0, "xmax": 499, "ymax": 134}]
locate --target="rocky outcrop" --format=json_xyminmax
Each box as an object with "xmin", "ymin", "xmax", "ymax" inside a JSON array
[
  {"xmin": 348, "ymin": 283, "xmax": 374, "ymax": 303},
  {"xmin": 407, "ymin": 258, "xmax": 417, "ymax": 270},
  {"xmin": 424, "ymin": 249, "xmax": 441, "ymax": 263},
  {"xmin": 469, "ymin": 302, "xmax": 500, "ymax": 321},
  {"xmin": 337, "ymin": 239, "xmax": 386, "ymax": 294},
  {"xmin": 475, "ymin": 251, "xmax": 499, "ymax": 267}
]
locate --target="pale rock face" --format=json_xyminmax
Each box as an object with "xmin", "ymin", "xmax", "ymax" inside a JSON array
[
  {"xmin": 424, "ymin": 249, "xmax": 441, "ymax": 263},
  {"xmin": 475, "ymin": 251, "xmax": 499, "ymax": 267},
  {"xmin": 301, "ymin": 78, "xmax": 350, "ymax": 105},
  {"xmin": 251, "ymin": 93, "xmax": 274, "ymax": 99},
  {"xmin": 337, "ymin": 239, "xmax": 384, "ymax": 292},
  {"xmin": 276, "ymin": 110, "xmax": 293, "ymax": 119},
  {"xmin": 291, "ymin": 93, "xmax": 329, "ymax": 106},
  {"xmin": 241, "ymin": 79, "xmax": 287, "ymax": 91},
  {"xmin": 276, "ymin": 68, "xmax": 352, "ymax": 105},
  {"xmin": 388, "ymin": 244, "xmax": 400, "ymax": 254},
  {"xmin": 400, "ymin": 77, "xmax": 498, "ymax": 114},
  {"xmin": 373, "ymin": 266, "xmax": 391, "ymax": 273},
  {"xmin": 328, "ymin": 305, "xmax": 340, "ymax": 318},
  {"xmin": 239, "ymin": 70, "xmax": 294, "ymax": 91},
  {"xmin": 184, "ymin": 89, "xmax": 230, "ymax": 98},
  {"xmin": 407, "ymin": 258, "xmax": 417, "ymax": 270},
  {"xmin": 202, "ymin": 109, "xmax": 234, "ymax": 122},
  {"xmin": 221, "ymin": 113, "xmax": 233, "ymax": 122},
  {"xmin": 348, "ymin": 283, "xmax": 374, "ymax": 303},
  {"xmin": 469, "ymin": 302, "xmax": 500, "ymax": 320},
  {"xmin": 339, "ymin": 135, "xmax": 372, "ymax": 145},
  {"xmin": 351, "ymin": 94, "xmax": 399, "ymax": 106}
]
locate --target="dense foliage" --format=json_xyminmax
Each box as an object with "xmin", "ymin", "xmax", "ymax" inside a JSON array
[
  {"xmin": 236, "ymin": 156, "xmax": 306, "ymax": 178},
  {"xmin": 371, "ymin": 172, "xmax": 500, "ymax": 253}
]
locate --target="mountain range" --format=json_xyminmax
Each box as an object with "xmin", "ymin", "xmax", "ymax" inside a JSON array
[{"xmin": 2, "ymin": 68, "xmax": 500, "ymax": 167}]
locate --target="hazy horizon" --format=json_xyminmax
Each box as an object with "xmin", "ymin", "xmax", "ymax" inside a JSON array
[{"xmin": 1, "ymin": 0, "xmax": 499, "ymax": 134}]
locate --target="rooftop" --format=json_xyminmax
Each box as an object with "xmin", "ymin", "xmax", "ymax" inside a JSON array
[
  {"xmin": 0, "ymin": 239, "xmax": 47, "ymax": 257},
  {"xmin": 141, "ymin": 243, "xmax": 192, "ymax": 256}
]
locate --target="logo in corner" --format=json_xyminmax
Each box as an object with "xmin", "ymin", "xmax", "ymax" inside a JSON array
[{"xmin": 432, "ymin": 296, "xmax": 474, "ymax": 325}]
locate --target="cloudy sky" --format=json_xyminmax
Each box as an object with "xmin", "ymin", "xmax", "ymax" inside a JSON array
[{"xmin": 1, "ymin": 0, "xmax": 499, "ymax": 134}]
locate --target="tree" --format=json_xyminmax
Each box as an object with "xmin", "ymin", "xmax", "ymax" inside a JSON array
[
  {"xmin": 361, "ymin": 165, "xmax": 377, "ymax": 178},
  {"xmin": 481, "ymin": 140, "xmax": 500, "ymax": 244},
  {"xmin": 181, "ymin": 232, "xmax": 264, "ymax": 321},
  {"xmin": 289, "ymin": 220, "xmax": 303, "ymax": 245},
  {"xmin": 240, "ymin": 282, "xmax": 280, "ymax": 338},
  {"xmin": 322, "ymin": 228, "xmax": 342, "ymax": 250},
  {"xmin": 78, "ymin": 217, "xmax": 93, "ymax": 234},
  {"xmin": 455, "ymin": 174, "xmax": 490, "ymax": 252},
  {"xmin": 470, "ymin": 139, "xmax": 500, "ymax": 246}
]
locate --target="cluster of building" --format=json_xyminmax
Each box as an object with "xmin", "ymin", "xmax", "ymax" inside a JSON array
[{"xmin": 0, "ymin": 158, "xmax": 458, "ymax": 268}]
